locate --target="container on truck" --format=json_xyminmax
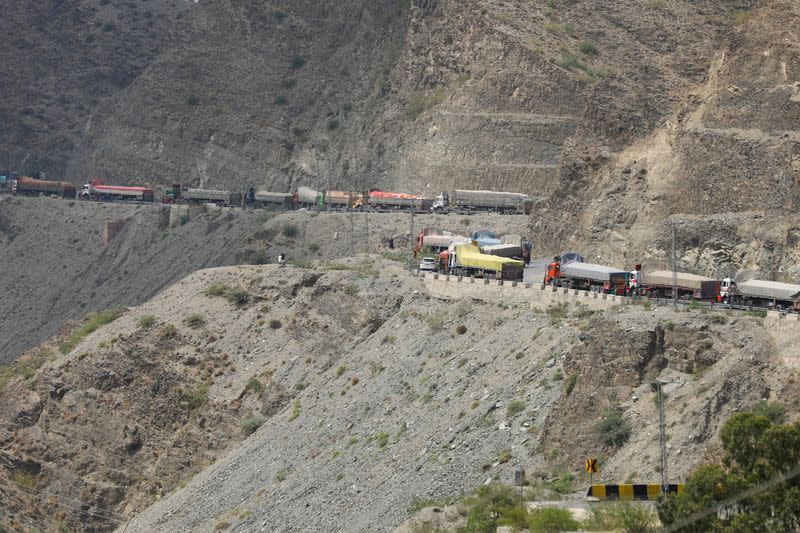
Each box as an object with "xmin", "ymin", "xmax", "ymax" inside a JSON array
[
  {"xmin": 720, "ymin": 278, "xmax": 800, "ymax": 310},
  {"xmin": 545, "ymin": 258, "xmax": 628, "ymax": 293},
  {"xmin": 639, "ymin": 270, "xmax": 720, "ymax": 301}
]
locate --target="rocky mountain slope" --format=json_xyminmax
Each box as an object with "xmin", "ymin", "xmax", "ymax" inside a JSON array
[
  {"xmin": 1, "ymin": 261, "xmax": 797, "ymax": 532},
  {"xmin": 4, "ymin": 1, "xmax": 798, "ymax": 278}
]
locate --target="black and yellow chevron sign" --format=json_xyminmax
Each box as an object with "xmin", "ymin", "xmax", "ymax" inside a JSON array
[
  {"xmin": 585, "ymin": 457, "xmax": 599, "ymax": 474},
  {"xmin": 586, "ymin": 484, "xmax": 684, "ymax": 501}
]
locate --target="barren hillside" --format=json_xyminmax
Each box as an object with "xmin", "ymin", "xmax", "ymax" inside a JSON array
[{"xmin": 1, "ymin": 262, "xmax": 797, "ymax": 531}]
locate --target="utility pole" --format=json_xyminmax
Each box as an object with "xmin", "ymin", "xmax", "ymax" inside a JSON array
[
  {"xmin": 364, "ymin": 209, "xmax": 369, "ymax": 257},
  {"xmin": 655, "ymin": 381, "xmax": 669, "ymax": 493},
  {"xmin": 409, "ymin": 198, "xmax": 415, "ymax": 260},
  {"xmin": 349, "ymin": 205, "xmax": 355, "ymax": 257},
  {"xmin": 671, "ymin": 225, "xmax": 678, "ymax": 307}
]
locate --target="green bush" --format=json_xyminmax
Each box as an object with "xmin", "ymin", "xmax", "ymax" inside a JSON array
[
  {"xmin": 291, "ymin": 54, "xmax": 305, "ymax": 68},
  {"xmin": 327, "ymin": 118, "xmax": 340, "ymax": 130},
  {"xmin": 578, "ymin": 40, "xmax": 598, "ymax": 55},
  {"xmin": 181, "ymin": 383, "xmax": 209, "ymax": 410},
  {"xmin": 60, "ymin": 309, "xmax": 122, "ymax": 354},
  {"xmin": 185, "ymin": 95, "xmax": 199, "ymax": 106},
  {"xmin": 506, "ymin": 399, "xmax": 526, "ymax": 417},
  {"xmin": 528, "ymin": 507, "xmax": 579, "ymax": 532},
  {"xmin": 548, "ymin": 470, "xmax": 575, "ymax": 494},
  {"xmin": 204, "ymin": 283, "xmax": 229, "ymax": 297},
  {"xmin": 406, "ymin": 88, "xmax": 445, "ymax": 119},
  {"xmin": 184, "ymin": 313, "xmax": 205, "ymax": 329},
  {"xmin": 241, "ymin": 414, "xmax": 266, "ymax": 435},
  {"xmin": 376, "ymin": 431, "xmax": 389, "ymax": 448},
  {"xmin": 564, "ymin": 371, "xmax": 578, "ymax": 396},
  {"xmin": 288, "ymin": 400, "xmax": 301, "ymax": 421},
  {"xmin": 594, "ymin": 408, "xmax": 631, "ymax": 447},
  {"xmin": 245, "ymin": 377, "xmax": 264, "ymax": 394},
  {"xmin": 344, "ymin": 283, "xmax": 359, "ymax": 296},
  {"xmin": 463, "ymin": 484, "xmax": 526, "ymax": 532},
  {"xmin": 750, "ymin": 400, "xmax": 785, "ymax": 423},
  {"xmin": 226, "ymin": 288, "xmax": 250, "ymax": 307},
  {"xmin": 585, "ymin": 502, "xmax": 658, "ymax": 533},
  {"xmin": 282, "ymin": 224, "xmax": 299, "ymax": 238},
  {"xmin": 137, "ymin": 315, "xmax": 156, "ymax": 329},
  {"xmin": 710, "ymin": 314, "xmax": 728, "ymax": 324},
  {"xmin": 663, "ymin": 320, "xmax": 675, "ymax": 331}
]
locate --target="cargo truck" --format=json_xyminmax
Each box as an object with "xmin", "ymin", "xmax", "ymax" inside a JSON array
[
  {"xmin": 254, "ymin": 191, "xmax": 296, "ymax": 209},
  {"xmin": 720, "ymin": 278, "xmax": 800, "ymax": 310},
  {"xmin": 431, "ymin": 189, "xmax": 533, "ymax": 214},
  {"xmin": 363, "ymin": 190, "xmax": 433, "ymax": 212},
  {"xmin": 162, "ymin": 184, "xmax": 242, "ymax": 206},
  {"xmin": 545, "ymin": 258, "xmax": 628, "ymax": 293},
  {"xmin": 81, "ymin": 180, "xmax": 154, "ymax": 202},
  {"xmin": 637, "ymin": 270, "xmax": 720, "ymax": 301},
  {"xmin": 15, "ymin": 176, "xmax": 76, "ymax": 198},
  {"xmin": 439, "ymin": 243, "xmax": 524, "ymax": 281}
]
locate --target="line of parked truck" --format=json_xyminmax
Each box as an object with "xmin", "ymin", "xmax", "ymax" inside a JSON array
[
  {"xmin": 418, "ymin": 228, "xmax": 800, "ymax": 311},
  {"xmin": 542, "ymin": 255, "xmax": 800, "ymax": 311},
  {"xmin": 6, "ymin": 174, "xmax": 532, "ymax": 215}
]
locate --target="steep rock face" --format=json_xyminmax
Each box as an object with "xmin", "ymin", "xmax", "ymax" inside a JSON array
[{"xmin": 532, "ymin": 0, "xmax": 800, "ymax": 279}]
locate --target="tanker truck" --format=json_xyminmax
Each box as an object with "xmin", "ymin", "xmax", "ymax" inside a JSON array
[
  {"xmin": 82, "ymin": 179, "xmax": 154, "ymax": 202},
  {"xmin": 15, "ymin": 176, "xmax": 76, "ymax": 198}
]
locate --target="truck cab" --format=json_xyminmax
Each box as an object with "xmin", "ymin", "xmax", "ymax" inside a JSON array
[
  {"xmin": 720, "ymin": 278, "xmax": 738, "ymax": 302},
  {"xmin": 431, "ymin": 193, "xmax": 449, "ymax": 213}
]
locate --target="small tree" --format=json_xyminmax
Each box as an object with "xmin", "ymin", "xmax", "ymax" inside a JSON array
[{"xmin": 594, "ymin": 408, "xmax": 632, "ymax": 447}]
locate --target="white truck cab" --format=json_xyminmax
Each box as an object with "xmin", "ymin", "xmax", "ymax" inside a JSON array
[
  {"xmin": 720, "ymin": 278, "xmax": 737, "ymax": 301},
  {"xmin": 431, "ymin": 193, "xmax": 448, "ymax": 213}
]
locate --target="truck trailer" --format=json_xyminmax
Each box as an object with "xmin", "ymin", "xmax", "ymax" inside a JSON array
[
  {"xmin": 432, "ymin": 189, "xmax": 532, "ymax": 214},
  {"xmin": 82, "ymin": 180, "xmax": 154, "ymax": 202},
  {"xmin": 365, "ymin": 190, "xmax": 432, "ymax": 212},
  {"xmin": 640, "ymin": 270, "xmax": 720, "ymax": 301},
  {"xmin": 440, "ymin": 243, "xmax": 524, "ymax": 281},
  {"xmin": 254, "ymin": 191, "xmax": 296, "ymax": 209},
  {"xmin": 720, "ymin": 278, "xmax": 800, "ymax": 310},
  {"xmin": 15, "ymin": 176, "xmax": 76, "ymax": 198},
  {"xmin": 545, "ymin": 259, "xmax": 628, "ymax": 293}
]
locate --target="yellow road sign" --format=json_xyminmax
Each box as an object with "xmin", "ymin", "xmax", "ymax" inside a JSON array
[{"xmin": 585, "ymin": 457, "xmax": 599, "ymax": 474}]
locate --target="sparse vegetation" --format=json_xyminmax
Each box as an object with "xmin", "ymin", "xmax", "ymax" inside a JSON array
[
  {"xmin": 282, "ymin": 223, "xmax": 299, "ymax": 238},
  {"xmin": 137, "ymin": 314, "xmax": 156, "ymax": 329},
  {"xmin": 336, "ymin": 364, "xmax": 347, "ymax": 378},
  {"xmin": 585, "ymin": 502, "xmax": 659, "ymax": 532},
  {"xmin": 595, "ymin": 408, "xmax": 631, "ymax": 447},
  {"xmin": 268, "ymin": 319, "xmax": 282, "ymax": 329},
  {"xmin": 245, "ymin": 377, "xmax": 264, "ymax": 394},
  {"xmin": 381, "ymin": 335, "xmax": 396, "ymax": 345},
  {"xmin": 564, "ymin": 371, "xmax": 578, "ymax": 396},
  {"xmin": 288, "ymin": 400, "xmax": 301, "ymax": 421},
  {"xmin": 578, "ymin": 40, "xmax": 598, "ymax": 55},
  {"xmin": 159, "ymin": 323, "xmax": 177, "ymax": 340},
  {"xmin": 59, "ymin": 308, "xmax": 121, "ymax": 354},
  {"xmin": 455, "ymin": 325, "xmax": 467, "ymax": 335},
  {"xmin": 664, "ymin": 319, "xmax": 675, "ymax": 331},
  {"xmin": 290, "ymin": 54, "xmax": 305, "ymax": 68},
  {"xmin": 184, "ymin": 313, "xmax": 205, "ymax": 329},
  {"xmin": 241, "ymin": 414, "xmax": 266, "ymax": 435},
  {"xmin": 275, "ymin": 468, "xmax": 289, "ymax": 482},
  {"xmin": 343, "ymin": 283, "xmax": 359, "ymax": 296},
  {"xmin": 506, "ymin": 399, "xmax": 526, "ymax": 417},
  {"xmin": 406, "ymin": 88, "xmax": 445, "ymax": 119},
  {"xmin": 376, "ymin": 431, "xmax": 390, "ymax": 448},
  {"xmin": 181, "ymin": 383, "xmax": 209, "ymax": 410},
  {"xmin": 750, "ymin": 400, "xmax": 785, "ymax": 423},
  {"xmin": 423, "ymin": 311, "xmax": 445, "ymax": 332},
  {"xmin": 226, "ymin": 288, "xmax": 250, "ymax": 307}
]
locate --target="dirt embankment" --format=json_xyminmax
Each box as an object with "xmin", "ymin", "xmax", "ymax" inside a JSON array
[{"xmin": 2, "ymin": 260, "xmax": 795, "ymax": 532}]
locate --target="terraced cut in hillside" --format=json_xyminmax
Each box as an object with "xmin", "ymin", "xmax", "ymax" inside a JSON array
[{"xmin": 2, "ymin": 262, "xmax": 797, "ymax": 532}]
